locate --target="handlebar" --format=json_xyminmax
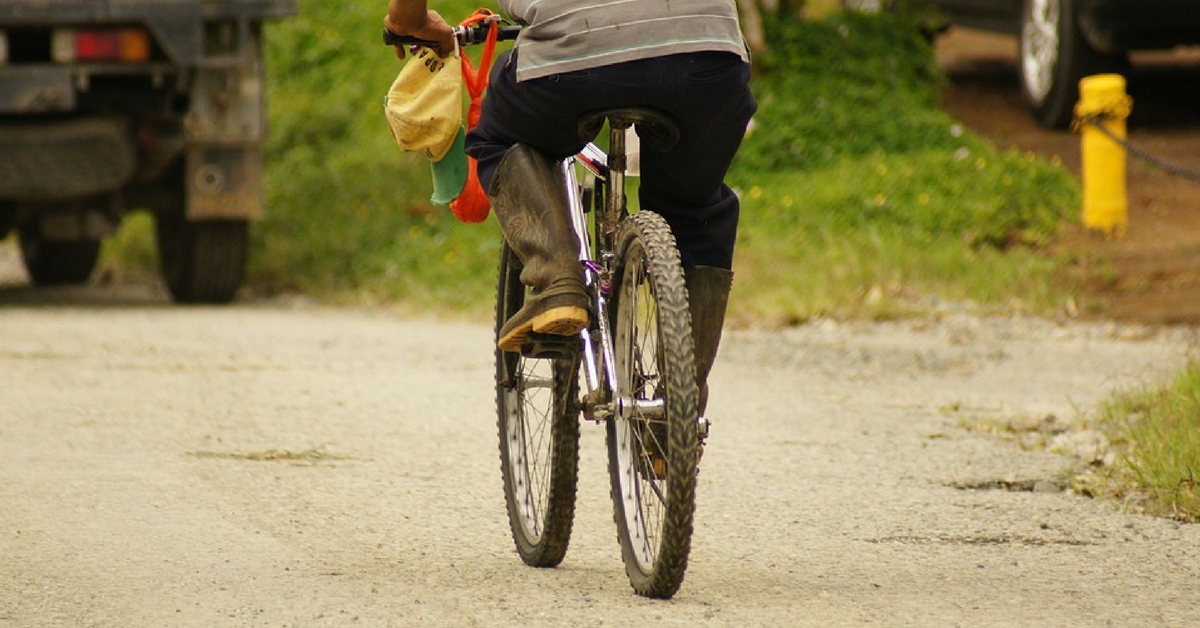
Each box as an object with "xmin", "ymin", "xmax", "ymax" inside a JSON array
[{"xmin": 382, "ymin": 23, "xmax": 521, "ymax": 49}]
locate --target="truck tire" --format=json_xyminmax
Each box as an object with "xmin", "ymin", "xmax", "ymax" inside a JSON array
[
  {"xmin": 18, "ymin": 222, "xmax": 100, "ymax": 286},
  {"xmin": 155, "ymin": 212, "xmax": 247, "ymax": 304}
]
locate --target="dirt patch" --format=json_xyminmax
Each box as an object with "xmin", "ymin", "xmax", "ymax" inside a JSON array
[{"xmin": 936, "ymin": 29, "xmax": 1200, "ymax": 325}]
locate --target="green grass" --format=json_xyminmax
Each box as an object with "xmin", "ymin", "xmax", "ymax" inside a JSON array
[
  {"xmin": 100, "ymin": 5, "xmax": 1083, "ymax": 322},
  {"xmin": 738, "ymin": 11, "xmax": 950, "ymax": 171},
  {"xmin": 729, "ymin": 146, "xmax": 1077, "ymax": 324},
  {"xmin": 99, "ymin": 0, "xmax": 505, "ymax": 317},
  {"xmin": 251, "ymin": 0, "xmax": 501, "ymax": 316},
  {"xmin": 247, "ymin": 6, "xmax": 1085, "ymax": 321},
  {"xmin": 98, "ymin": 212, "xmax": 159, "ymax": 284},
  {"xmin": 727, "ymin": 11, "xmax": 1078, "ymax": 324},
  {"xmin": 1078, "ymin": 360, "xmax": 1200, "ymax": 522}
]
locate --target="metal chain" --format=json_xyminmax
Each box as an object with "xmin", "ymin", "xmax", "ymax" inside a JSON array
[{"xmin": 1081, "ymin": 116, "xmax": 1200, "ymax": 183}]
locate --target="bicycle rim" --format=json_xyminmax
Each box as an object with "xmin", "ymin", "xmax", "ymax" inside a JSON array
[
  {"xmin": 495, "ymin": 243, "xmax": 581, "ymax": 567},
  {"xmin": 606, "ymin": 211, "xmax": 700, "ymax": 598}
]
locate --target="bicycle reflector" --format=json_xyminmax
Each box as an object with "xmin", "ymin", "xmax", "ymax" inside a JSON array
[{"xmin": 52, "ymin": 28, "xmax": 151, "ymax": 63}]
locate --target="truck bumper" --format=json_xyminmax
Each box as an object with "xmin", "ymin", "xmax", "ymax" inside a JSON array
[
  {"xmin": 0, "ymin": 67, "xmax": 76, "ymax": 113},
  {"xmin": 0, "ymin": 117, "xmax": 135, "ymax": 201}
]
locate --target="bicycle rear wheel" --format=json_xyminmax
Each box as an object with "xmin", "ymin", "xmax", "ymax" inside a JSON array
[
  {"xmin": 606, "ymin": 211, "xmax": 700, "ymax": 598},
  {"xmin": 495, "ymin": 242, "xmax": 581, "ymax": 567}
]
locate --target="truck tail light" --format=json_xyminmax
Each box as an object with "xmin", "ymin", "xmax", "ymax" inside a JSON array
[{"xmin": 52, "ymin": 28, "xmax": 151, "ymax": 63}]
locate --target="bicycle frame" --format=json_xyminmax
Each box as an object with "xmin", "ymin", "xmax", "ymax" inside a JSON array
[
  {"xmin": 560, "ymin": 123, "xmax": 672, "ymax": 427},
  {"xmin": 561, "ymin": 139, "xmax": 619, "ymax": 422}
]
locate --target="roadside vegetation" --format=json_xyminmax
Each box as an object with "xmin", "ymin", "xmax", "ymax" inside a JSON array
[
  {"xmin": 97, "ymin": 2, "xmax": 1196, "ymax": 521},
  {"xmin": 102, "ymin": 3, "xmax": 1080, "ymax": 319},
  {"xmin": 1076, "ymin": 361, "xmax": 1200, "ymax": 522},
  {"xmin": 102, "ymin": 1, "xmax": 1087, "ymax": 319},
  {"xmin": 728, "ymin": 13, "xmax": 1076, "ymax": 323}
]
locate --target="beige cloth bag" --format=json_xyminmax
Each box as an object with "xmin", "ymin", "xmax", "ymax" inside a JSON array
[{"xmin": 384, "ymin": 45, "xmax": 463, "ymax": 162}]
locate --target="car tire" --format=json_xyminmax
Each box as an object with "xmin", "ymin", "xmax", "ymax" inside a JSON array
[{"xmin": 1019, "ymin": 0, "xmax": 1123, "ymax": 129}]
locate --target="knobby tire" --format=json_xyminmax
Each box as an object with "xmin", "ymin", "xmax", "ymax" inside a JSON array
[
  {"xmin": 606, "ymin": 211, "xmax": 700, "ymax": 599},
  {"xmin": 495, "ymin": 242, "xmax": 581, "ymax": 567}
]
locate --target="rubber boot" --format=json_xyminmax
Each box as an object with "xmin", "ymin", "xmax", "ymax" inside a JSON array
[
  {"xmin": 686, "ymin": 266, "xmax": 733, "ymax": 415},
  {"xmin": 489, "ymin": 144, "xmax": 589, "ymax": 353}
]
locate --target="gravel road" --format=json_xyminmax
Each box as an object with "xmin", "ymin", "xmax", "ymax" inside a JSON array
[{"xmin": 2, "ymin": 256, "xmax": 1199, "ymax": 627}]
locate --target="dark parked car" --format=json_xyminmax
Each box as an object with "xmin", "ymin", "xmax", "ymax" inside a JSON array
[{"xmin": 845, "ymin": 0, "xmax": 1200, "ymax": 128}]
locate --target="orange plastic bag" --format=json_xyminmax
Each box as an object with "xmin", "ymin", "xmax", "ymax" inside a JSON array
[{"xmin": 448, "ymin": 9, "xmax": 500, "ymax": 223}]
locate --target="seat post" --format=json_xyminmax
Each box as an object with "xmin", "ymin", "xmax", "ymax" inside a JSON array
[
  {"xmin": 576, "ymin": 108, "xmax": 678, "ymax": 237},
  {"xmin": 607, "ymin": 120, "xmax": 629, "ymax": 222}
]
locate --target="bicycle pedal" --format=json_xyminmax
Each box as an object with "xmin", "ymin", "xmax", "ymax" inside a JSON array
[
  {"xmin": 520, "ymin": 332, "xmax": 579, "ymax": 359},
  {"xmin": 650, "ymin": 457, "xmax": 667, "ymax": 480},
  {"xmin": 640, "ymin": 452, "xmax": 668, "ymax": 481}
]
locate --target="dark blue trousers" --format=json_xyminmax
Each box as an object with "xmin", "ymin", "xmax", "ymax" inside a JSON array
[{"xmin": 465, "ymin": 50, "xmax": 756, "ymax": 270}]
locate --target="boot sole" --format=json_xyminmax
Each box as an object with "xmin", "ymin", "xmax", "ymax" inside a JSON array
[{"xmin": 498, "ymin": 306, "xmax": 588, "ymax": 353}]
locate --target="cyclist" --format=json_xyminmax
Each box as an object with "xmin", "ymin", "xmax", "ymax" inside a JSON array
[{"xmin": 385, "ymin": 0, "xmax": 756, "ymax": 412}]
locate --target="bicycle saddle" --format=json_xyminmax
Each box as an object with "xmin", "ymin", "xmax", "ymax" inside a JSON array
[{"xmin": 577, "ymin": 107, "xmax": 680, "ymax": 152}]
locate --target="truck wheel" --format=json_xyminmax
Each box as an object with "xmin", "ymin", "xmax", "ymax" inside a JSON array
[
  {"xmin": 18, "ymin": 222, "xmax": 100, "ymax": 285},
  {"xmin": 154, "ymin": 212, "xmax": 247, "ymax": 304}
]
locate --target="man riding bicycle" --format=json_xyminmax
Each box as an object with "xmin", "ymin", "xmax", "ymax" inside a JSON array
[{"xmin": 384, "ymin": 0, "xmax": 756, "ymax": 412}]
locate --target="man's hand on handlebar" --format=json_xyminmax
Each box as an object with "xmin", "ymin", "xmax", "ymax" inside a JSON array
[{"xmin": 383, "ymin": 9, "xmax": 454, "ymax": 59}]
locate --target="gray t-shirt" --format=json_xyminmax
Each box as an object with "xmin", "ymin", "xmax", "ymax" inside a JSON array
[{"xmin": 499, "ymin": 0, "xmax": 749, "ymax": 81}]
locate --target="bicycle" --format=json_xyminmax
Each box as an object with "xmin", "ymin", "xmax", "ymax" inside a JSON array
[{"xmin": 386, "ymin": 18, "xmax": 709, "ymax": 599}]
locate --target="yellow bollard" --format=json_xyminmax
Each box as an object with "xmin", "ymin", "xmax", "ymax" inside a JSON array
[{"xmin": 1075, "ymin": 74, "xmax": 1132, "ymax": 237}]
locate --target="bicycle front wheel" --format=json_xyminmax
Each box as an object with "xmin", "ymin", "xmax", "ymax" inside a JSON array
[
  {"xmin": 495, "ymin": 242, "xmax": 581, "ymax": 567},
  {"xmin": 606, "ymin": 211, "xmax": 700, "ymax": 598}
]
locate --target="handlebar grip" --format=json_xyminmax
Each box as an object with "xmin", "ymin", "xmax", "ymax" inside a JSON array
[
  {"xmin": 383, "ymin": 25, "xmax": 521, "ymax": 48},
  {"xmin": 383, "ymin": 29, "xmax": 438, "ymax": 48}
]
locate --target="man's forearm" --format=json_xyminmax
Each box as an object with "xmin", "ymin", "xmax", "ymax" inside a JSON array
[
  {"xmin": 387, "ymin": 0, "xmax": 430, "ymax": 33},
  {"xmin": 383, "ymin": 0, "xmax": 454, "ymax": 57}
]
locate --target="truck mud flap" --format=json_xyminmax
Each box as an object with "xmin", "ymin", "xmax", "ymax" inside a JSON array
[{"xmin": 185, "ymin": 146, "xmax": 263, "ymax": 220}]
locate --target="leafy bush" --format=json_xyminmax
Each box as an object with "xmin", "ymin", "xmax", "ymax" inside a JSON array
[
  {"xmin": 737, "ymin": 11, "xmax": 950, "ymax": 172},
  {"xmin": 726, "ymin": 11, "xmax": 1079, "ymax": 322},
  {"xmin": 731, "ymin": 11, "xmax": 1077, "ymax": 251},
  {"xmin": 256, "ymin": 0, "xmax": 500, "ymax": 312},
  {"xmin": 94, "ymin": 3, "xmax": 1081, "ymax": 319}
]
